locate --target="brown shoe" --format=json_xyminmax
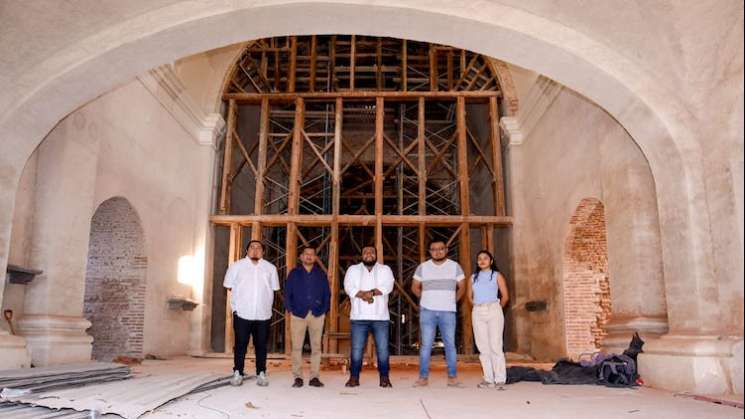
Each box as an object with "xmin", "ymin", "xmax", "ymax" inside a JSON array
[
  {"xmin": 379, "ymin": 376, "xmax": 392, "ymax": 388},
  {"xmin": 345, "ymin": 377, "xmax": 360, "ymax": 387},
  {"xmin": 413, "ymin": 377, "xmax": 428, "ymax": 387},
  {"xmin": 447, "ymin": 376, "xmax": 464, "ymax": 388}
]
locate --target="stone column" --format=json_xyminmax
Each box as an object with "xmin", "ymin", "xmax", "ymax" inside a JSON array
[
  {"xmin": 0, "ymin": 155, "xmax": 32, "ymax": 368},
  {"xmin": 499, "ymin": 117, "xmax": 532, "ymax": 354},
  {"xmin": 18, "ymin": 112, "xmax": 100, "ymax": 366},
  {"xmin": 188, "ymin": 144, "xmax": 220, "ymax": 356}
]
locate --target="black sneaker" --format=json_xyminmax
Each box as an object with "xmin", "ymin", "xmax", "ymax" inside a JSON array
[
  {"xmin": 309, "ymin": 377, "xmax": 324, "ymax": 387},
  {"xmin": 292, "ymin": 378, "xmax": 304, "ymax": 388}
]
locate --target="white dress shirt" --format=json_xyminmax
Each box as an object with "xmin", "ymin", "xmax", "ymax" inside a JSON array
[
  {"xmin": 343, "ymin": 262, "xmax": 395, "ymax": 321},
  {"xmin": 223, "ymin": 258, "xmax": 280, "ymax": 320}
]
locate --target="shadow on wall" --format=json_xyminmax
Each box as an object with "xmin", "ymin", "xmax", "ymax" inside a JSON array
[
  {"xmin": 563, "ymin": 198, "xmax": 611, "ymax": 359},
  {"xmin": 83, "ymin": 197, "xmax": 147, "ymax": 361}
]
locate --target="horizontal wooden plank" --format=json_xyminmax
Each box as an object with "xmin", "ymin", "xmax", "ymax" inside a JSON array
[
  {"xmin": 224, "ymin": 90, "xmax": 501, "ymax": 103},
  {"xmin": 210, "ymin": 214, "xmax": 512, "ymax": 226}
]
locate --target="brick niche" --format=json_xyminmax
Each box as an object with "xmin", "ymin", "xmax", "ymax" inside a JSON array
[
  {"xmin": 84, "ymin": 197, "xmax": 147, "ymax": 361},
  {"xmin": 563, "ymin": 198, "xmax": 611, "ymax": 359}
]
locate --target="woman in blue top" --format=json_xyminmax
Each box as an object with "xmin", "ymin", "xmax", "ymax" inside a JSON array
[{"xmin": 469, "ymin": 249, "xmax": 510, "ymax": 388}]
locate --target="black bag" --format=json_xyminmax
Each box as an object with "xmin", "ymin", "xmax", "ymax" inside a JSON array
[{"xmin": 598, "ymin": 354, "xmax": 637, "ymax": 387}]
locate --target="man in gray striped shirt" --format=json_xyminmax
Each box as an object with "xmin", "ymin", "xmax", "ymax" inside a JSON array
[{"xmin": 411, "ymin": 240, "xmax": 465, "ymax": 387}]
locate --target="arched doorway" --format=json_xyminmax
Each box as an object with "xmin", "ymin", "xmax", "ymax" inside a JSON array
[
  {"xmin": 83, "ymin": 197, "xmax": 147, "ymax": 361},
  {"xmin": 563, "ymin": 198, "xmax": 611, "ymax": 359},
  {"xmin": 211, "ymin": 35, "xmax": 509, "ymax": 355}
]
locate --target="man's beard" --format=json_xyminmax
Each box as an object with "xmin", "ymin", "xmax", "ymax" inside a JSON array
[
  {"xmin": 363, "ymin": 258, "xmax": 376, "ymax": 267},
  {"xmin": 432, "ymin": 255, "xmax": 447, "ymax": 262},
  {"xmin": 250, "ymin": 256, "xmax": 260, "ymax": 261}
]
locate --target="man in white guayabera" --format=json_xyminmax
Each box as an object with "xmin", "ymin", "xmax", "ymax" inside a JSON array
[
  {"xmin": 224, "ymin": 240, "xmax": 280, "ymax": 387},
  {"xmin": 411, "ymin": 240, "xmax": 465, "ymax": 388},
  {"xmin": 343, "ymin": 246, "xmax": 395, "ymax": 388}
]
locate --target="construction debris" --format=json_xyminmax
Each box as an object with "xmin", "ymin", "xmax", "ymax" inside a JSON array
[
  {"xmin": 0, "ymin": 362, "xmax": 131, "ymax": 395},
  {"xmin": 1, "ymin": 372, "xmax": 230, "ymax": 418},
  {"xmin": 0, "ymin": 403, "xmax": 121, "ymax": 418}
]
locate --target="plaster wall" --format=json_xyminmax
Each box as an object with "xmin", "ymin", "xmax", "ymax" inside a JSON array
[
  {"xmin": 508, "ymin": 88, "xmax": 666, "ymax": 361},
  {"xmin": 6, "ymin": 79, "xmax": 215, "ymax": 363}
]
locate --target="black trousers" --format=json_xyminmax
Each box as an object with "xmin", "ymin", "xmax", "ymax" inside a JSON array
[{"xmin": 233, "ymin": 314, "xmax": 270, "ymax": 376}]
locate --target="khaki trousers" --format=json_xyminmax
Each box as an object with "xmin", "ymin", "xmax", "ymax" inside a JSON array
[
  {"xmin": 472, "ymin": 301, "xmax": 506, "ymax": 383},
  {"xmin": 290, "ymin": 313, "xmax": 325, "ymax": 379}
]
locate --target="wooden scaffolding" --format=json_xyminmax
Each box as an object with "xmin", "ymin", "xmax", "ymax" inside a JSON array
[{"xmin": 211, "ymin": 35, "xmax": 511, "ymax": 356}]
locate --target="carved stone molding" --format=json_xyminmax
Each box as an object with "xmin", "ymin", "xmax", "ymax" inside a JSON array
[{"xmin": 138, "ymin": 65, "xmax": 225, "ymax": 148}]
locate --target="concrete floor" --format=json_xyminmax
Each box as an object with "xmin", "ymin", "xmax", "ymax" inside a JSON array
[{"xmin": 136, "ymin": 357, "xmax": 742, "ymax": 419}]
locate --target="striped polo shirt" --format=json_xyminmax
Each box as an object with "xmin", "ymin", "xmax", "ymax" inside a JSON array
[{"xmin": 413, "ymin": 259, "xmax": 465, "ymax": 312}]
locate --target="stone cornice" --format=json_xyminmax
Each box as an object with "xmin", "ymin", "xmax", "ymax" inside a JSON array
[
  {"xmin": 138, "ymin": 64, "xmax": 225, "ymax": 148},
  {"xmin": 517, "ymin": 75, "xmax": 563, "ymax": 141}
]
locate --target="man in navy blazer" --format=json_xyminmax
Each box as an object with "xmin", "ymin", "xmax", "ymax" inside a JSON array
[{"xmin": 284, "ymin": 247, "xmax": 331, "ymax": 388}]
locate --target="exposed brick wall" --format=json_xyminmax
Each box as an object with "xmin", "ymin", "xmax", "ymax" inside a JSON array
[
  {"xmin": 563, "ymin": 198, "xmax": 611, "ymax": 358},
  {"xmin": 84, "ymin": 197, "xmax": 147, "ymax": 361}
]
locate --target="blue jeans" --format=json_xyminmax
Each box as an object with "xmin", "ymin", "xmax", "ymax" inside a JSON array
[
  {"xmin": 419, "ymin": 307, "xmax": 457, "ymax": 378},
  {"xmin": 350, "ymin": 320, "xmax": 390, "ymax": 378}
]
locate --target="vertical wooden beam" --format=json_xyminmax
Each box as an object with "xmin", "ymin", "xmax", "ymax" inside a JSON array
[
  {"xmin": 285, "ymin": 222, "xmax": 297, "ymax": 355},
  {"xmin": 330, "ymin": 36, "xmax": 337, "ymax": 90},
  {"xmin": 288, "ymin": 97, "xmax": 305, "ymax": 215},
  {"xmin": 486, "ymin": 225, "xmax": 495, "ymax": 255},
  {"xmin": 417, "ymin": 97, "xmax": 426, "ymax": 216},
  {"xmin": 376, "ymin": 37, "xmax": 383, "ymax": 90},
  {"xmin": 309, "ymin": 35, "xmax": 318, "ymax": 92},
  {"xmin": 417, "ymin": 97, "xmax": 427, "ymax": 262},
  {"xmin": 252, "ymin": 97, "xmax": 270, "ymax": 241},
  {"xmin": 401, "ymin": 39, "xmax": 408, "ymax": 92},
  {"xmin": 274, "ymin": 49, "xmax": 280, "ymax": 91},
  {"xmin": 459, "ymin": 223, "xmax": 473, "ymax": 354},
  {"xmin": 284, "ymin": 96, "xmax": 304, "ymax": 355},
  {"xmin": 288, "ymin": 36, "xmax": 297, "ymax": 93},
  {"xmin": 225, "ymin": 223, "xmax": 243, "ymax": 354},
  {"xmin": 374, "ymin": 97, "xmax": 384, "ymax": 261},
  {"xmin": 457, "ymin": 97, "xmax": 471, "ymax": 217},
  {"xmin": 328, "ymin": 97, "xmax": 343, "ymax": 353},
  {"xmin": 480, "ymin": 225, "xmax": 488, "ymax": 250},
  {"xmin": 260, "ymin": 52, "xmax": 268, "ymax": 80},
  {"xmin": 489, "ymin": 96, "xmax": 506, "ymax": 216},
  {"xmin": 429, "ymin": 46, "xmax": 438, "ymax": 91},
  {"xmin": 456, "ymin": 96, "xmax": 474, "ymax": 354},
  {"xmin": 254, "ymin": 97, "xmax": 270, "ymax": 214},
  {"xmin": 350, "ymin": 35, "xmax": 356, "ymax": 91},
  {"xmin": 418, "ymin": 225, "xmax": 427, "ymax": 263},
  {"xmin": 333, "ymin": 98, "xmax": 343, "ymax": 217},
  {"xmin": 447, "ymin": 50, "xmax": 454, "ymax": 91},
  {"xmin": 219, "ymin": 100, "xmax": 237, "ymax": 214}
]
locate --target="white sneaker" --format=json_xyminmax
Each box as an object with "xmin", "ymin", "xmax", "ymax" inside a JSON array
[
  {"xmin": 477, "ymin": 380, "xmax": 494, "ymax": 388},
  {"xmin": 230, "ymin": 371, "xmax": 244, "ymax": 386},
  {"xmin": 256, "ymin": 371, "xmax": 269, "ymax": 387}
]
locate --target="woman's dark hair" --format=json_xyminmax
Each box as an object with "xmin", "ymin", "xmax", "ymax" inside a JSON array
[{"xmin": 472, "ymin": 249, "xmax": 499, "ymax": 283}]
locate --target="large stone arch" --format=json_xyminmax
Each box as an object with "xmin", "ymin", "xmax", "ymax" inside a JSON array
[{"xmin": 0, "ymin": 1, "xmax": 727, "ymax": 389}]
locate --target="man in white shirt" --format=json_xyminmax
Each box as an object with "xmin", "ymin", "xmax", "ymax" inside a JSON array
[
  {"xmin": 411, "ymin": 240, "xmax": 465, "ymax": 388},
  {"xmin": 223, "ymin": 240, "xmax": 280, "ymax": 387},
  {"xmin": 343, "ymin": 246, "xmax": 395, "ymax": 388}
]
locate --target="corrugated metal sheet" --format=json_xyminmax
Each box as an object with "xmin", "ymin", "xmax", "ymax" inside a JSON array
[
  {"xmin": 0, "ymin": 402, "xmax": 120, "ymax": 418},
  {"xmin": 5, "ymin": 373, "xmax": 230, "ymax": 418},
  {"xmin": 0, "ymin": 362, "xmax": 131, "ymax": 394}
]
